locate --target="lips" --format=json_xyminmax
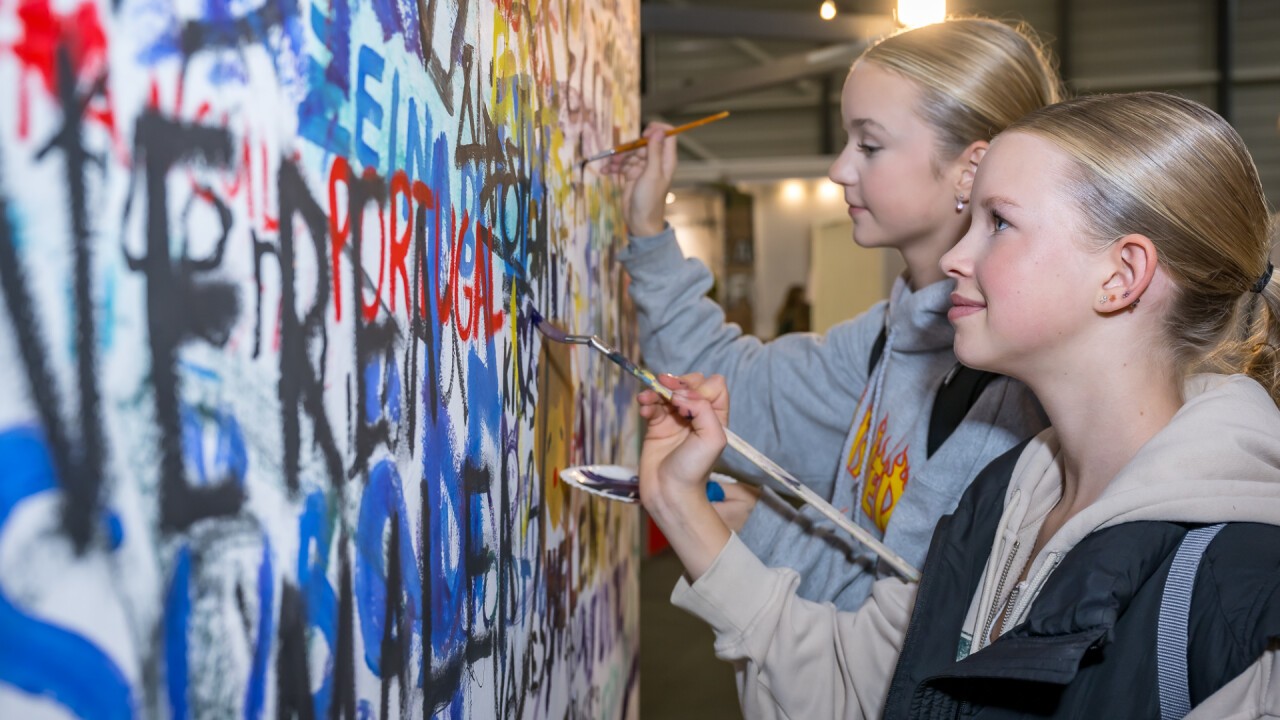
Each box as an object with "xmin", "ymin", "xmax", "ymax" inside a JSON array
[
  {"xmin": 847, "ymin": 204, "xmax": 868, "ymax": 217},
  {"xmin": 947, "ymin": 292, "xmax": 985, "ymax": 321}
]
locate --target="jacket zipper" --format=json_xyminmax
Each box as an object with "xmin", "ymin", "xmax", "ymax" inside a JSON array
[
  {"xmin": 981, "ymin": 539, "xmax": 1019, "ymax": 646},
  {"xmin": 1003, "ymin": 551, "xmax": 1062, "ymax": 633}
]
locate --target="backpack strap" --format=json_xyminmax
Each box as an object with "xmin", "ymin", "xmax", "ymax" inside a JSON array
[
  {"xmin": 867, "ymin": 325, "xmax": 888, "ymax": 375},
  {"xmin": 867, "ymin": 319, "xmax": 998, "ymax": 458},
  {"xmin": 927, "ymin": 364, "xmax": 998, "ymax": 458},
  {"xmin": 1157, "ymin": 522, "xmax": 1227, "ymax": 720}
]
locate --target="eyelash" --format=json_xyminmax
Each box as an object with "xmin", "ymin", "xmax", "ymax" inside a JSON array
[{"xmin": 857, "ymin": 142, "xmax": 881, "ymax": 155}]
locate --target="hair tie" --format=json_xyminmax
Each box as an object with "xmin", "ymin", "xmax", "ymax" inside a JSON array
[{"xmin": 1252, "ymin": 262, "xmax": 1274, "ymax": 294}]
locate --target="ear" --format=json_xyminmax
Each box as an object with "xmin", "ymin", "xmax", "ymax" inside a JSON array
[
  {"xmin": 954, "ymin": 140, "xmax": 989, "ymax": 198},
  {"xmin": 1097, "ymin": 234, "xmax": 1158, "ymax": 313}
]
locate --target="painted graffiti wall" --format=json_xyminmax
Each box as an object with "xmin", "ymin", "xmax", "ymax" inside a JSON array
[{"xmin": 0, "ymin": 0, "xmax": 642, "ymax": 716}]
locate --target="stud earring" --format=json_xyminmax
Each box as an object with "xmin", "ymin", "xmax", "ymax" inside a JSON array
[
  {"xmin": 955, "ymin": 195, "xmax": 967, "ymax": 212},
  {"xmin": 1122, "ymin": 290, "xmax": 1131, "ymax": 299},
  {"xmin": 1099, "ymin": 293, "xmax": 1109, "ymax": 304}
]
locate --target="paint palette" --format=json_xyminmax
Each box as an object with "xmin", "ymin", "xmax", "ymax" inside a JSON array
[{"xmin": 558, "ymin": 465, "xmax": 735, "ymax": 504}]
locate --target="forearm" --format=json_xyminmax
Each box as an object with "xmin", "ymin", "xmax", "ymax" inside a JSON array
[
  {"xmin": 671, "ymin": 536, "xmax": 915, "ymax": 719},
  {"xmin": 648, "ymin": 485, "xmax": 732, "ymax": 580}
]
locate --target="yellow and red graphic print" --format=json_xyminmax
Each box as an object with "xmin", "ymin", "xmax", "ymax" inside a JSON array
[{"xmin": 846, "ymin": 408, "xmax": 911, "ymax": 533}]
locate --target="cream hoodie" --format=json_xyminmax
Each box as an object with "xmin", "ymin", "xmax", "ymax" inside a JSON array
[{"xmin": 671, "ymin": 374, "xmax": 1280, "ymax": 719}]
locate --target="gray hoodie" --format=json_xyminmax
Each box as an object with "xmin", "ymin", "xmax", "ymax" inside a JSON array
[
  {"xmin": 619, "ymin": 226, "xmax": 1047, "ymax": 608},
  {"xmin": 672, "ymin": 374, "xmax": 1280, "ymax": 720}
]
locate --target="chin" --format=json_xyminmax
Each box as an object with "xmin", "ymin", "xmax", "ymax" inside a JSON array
[
  {"xmin": 953, "ymin": 340, "xmax": 999, "ymax": 374},
  {"xmin": 851, "ymin": 233, "xmax": 895, "ymax": 250}
]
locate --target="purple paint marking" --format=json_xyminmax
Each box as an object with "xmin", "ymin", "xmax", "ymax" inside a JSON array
[{"xmin": 527, "ymin": 304, "xmax": 568, "ymax": 343}]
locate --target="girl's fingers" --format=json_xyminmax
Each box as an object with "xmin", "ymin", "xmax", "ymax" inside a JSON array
[
  {"xmin": 676, "ymin": 372, "xmax": 704, "ymax": 389},
  {"xmin": 659, "ymin": 125, "xmax": 678, "ymax": 177},
  {"xmin": 670, "ymin": 391, "xmax": 726, "ymax": 441},
  {"xmin": 697, "ymin": 374, "xmax": 728, "ymax": 403}
]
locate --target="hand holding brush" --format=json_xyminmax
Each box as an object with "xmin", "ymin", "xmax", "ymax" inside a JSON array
[{"xmin": 529, "ymin": 305, "xmax": 920, "ymax": 582}]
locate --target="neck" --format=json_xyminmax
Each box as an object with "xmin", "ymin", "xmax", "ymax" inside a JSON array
[
  {"xmin": 900, "ymin": 213, "xmax": 967, "ymax": 291},
  {"xmin": 1025, "ymin": 354, "xmax": 1184, "ymax": 516}
]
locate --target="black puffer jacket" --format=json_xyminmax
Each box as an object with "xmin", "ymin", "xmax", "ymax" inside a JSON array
[{"xmin": 882, "ymin": 442, "xmax": 1280, "ymax": 719}]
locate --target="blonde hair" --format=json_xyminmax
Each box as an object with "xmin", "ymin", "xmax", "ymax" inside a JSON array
[
  {"xmin": 860, "ymin": 17, "xmax": 1064, "ymax": 163},
  {"xmin": 1009, "ymin": 92, "xmax": 1280, "ymax": 404}
]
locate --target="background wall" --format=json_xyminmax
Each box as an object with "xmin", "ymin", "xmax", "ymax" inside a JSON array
[
  {"xmin": 742, "ymin": 178, "xmax": 899, "ymax": 339},
  {"xmin": 0, "ymin": 0, "xmax": 642, "ymax": 718}
]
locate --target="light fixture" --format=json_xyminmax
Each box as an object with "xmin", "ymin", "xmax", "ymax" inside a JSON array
[
  {"xmin": 781, "ymin": 180, "xmax": 805, "ymax": 204},
  {"xmin": 896, "ymin": 0, "xmax": 945, "ymax": 28},
  {"xmin": 665, "ymin": 192, "xmax": 676, "ymax": 205},
  {"xmin": 817, "ymin": 180, "xmax": 841, "ymax": 202},
  {"xmin": 819, "ymin": 1, "xmax": 837, "ymax": 20}
]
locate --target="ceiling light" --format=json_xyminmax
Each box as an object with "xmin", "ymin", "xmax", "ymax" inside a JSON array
[
  {"xmin": 781, "ymin": 180, "xmax": 805, "ymax": 204},
  {"xmin": 896, "ymin": 0, "xmax": 945, "ymax": 28},
  {"xmin": 818, "ymin": 180, "xmax": 841, "ymax": 202},
  {"xmin": 819, "ymin": 1, "xmax": 837, "ymax": 20}
]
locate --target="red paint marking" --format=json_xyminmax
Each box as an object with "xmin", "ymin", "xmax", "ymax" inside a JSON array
[
  {"xmin": 261, "ymin": 142, "xmax": 278, "ymax": 231},
  {"xmin": 12, "ymin": 0, "xmax": 116, "ymax": 140},
  {"xmin": 328, "ymin": 156, "xmax": 352, "ymax": 322},
  {"xmin": 411, "ymin": 180, "xmax": 436, "ymax": 321},
  {"xmin": 388, "ymin": 171, "xmax": 412, "ymax": 314}
]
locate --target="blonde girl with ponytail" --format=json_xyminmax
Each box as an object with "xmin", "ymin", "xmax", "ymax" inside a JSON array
[{"xmin": 612, "ymin": 17, "xmax": 1061, "ymax": 614}]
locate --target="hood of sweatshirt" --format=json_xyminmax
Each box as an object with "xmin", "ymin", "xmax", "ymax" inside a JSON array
[
  {"xmin": 966, "ymin": 373, "xmax": 1280, "ymax": 651},
  {"xmin": 882, "ymin": 275, "xmax": 958, "ymax": 356},
  {"xmin": 1039, "ymin": 373, "xmax": 1280, "ymax": 555}
]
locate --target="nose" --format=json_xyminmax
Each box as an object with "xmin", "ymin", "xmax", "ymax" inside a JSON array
[
  {"xmin": 941, "ymin": 225, "xmax": 977, "ymax": 280},
  {"xmin": 828, "ymin": 144, "xmax": 858, "ymax": 188}
]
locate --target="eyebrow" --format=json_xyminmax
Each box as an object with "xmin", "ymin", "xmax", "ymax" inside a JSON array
[
  {"xmin": 980, "ymin": 195, "xmax": 1022, "ymax": 211},
  {"xmin": 849, "ymin": 118, "xmax": 887, "ymax": 133}
]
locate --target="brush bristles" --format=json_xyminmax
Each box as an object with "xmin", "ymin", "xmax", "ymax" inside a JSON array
[{"xmin": 526, "ymin": 302, "xmax": 569, "ymax": 343}]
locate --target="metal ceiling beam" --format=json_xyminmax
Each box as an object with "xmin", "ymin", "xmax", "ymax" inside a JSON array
[
  {"xmin": 673, "ymin": 155, "xmax": 838, "ymax": 185},
  {"xmin": 654, "ymin": 0, "xmax": 840, "ymax": 99},
  {"xmin": 644, "ymin": 42, "xmax": 869, "ymax": 115},
  {"xmin": 642, "ymin": 6, "xmax": 894, "ymax": 43}
]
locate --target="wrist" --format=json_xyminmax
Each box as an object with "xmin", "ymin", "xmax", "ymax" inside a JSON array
[
  {"xmin": 647, "ymin": 483, "xmax": 708, "ymax": 525},
  {"xmin": 629, "ymin": 219, "xmax": 667, "ymax": 239},
  {"xmin": 649, "ymin": 489, "xmax": 731, "ymax": 580}
]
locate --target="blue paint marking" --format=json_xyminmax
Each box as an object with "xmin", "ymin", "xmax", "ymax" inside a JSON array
[
  {"xmin": 387, "ymin": 70, "xmax": 400, "ymax": 177},
  {"xmin": 244, "ymin": 538, "xmax": 274, "ymax": 720},
  {"xmin": 405, "ymin": 99, "xmax": 432, "ymax": 184},
  {"xmin": 355, "ymin": 46, "xmax": 386, "ymax": 171},
  {"xmin": 180, "ymin": 404, "xmax": 248, "ymax": 488},
  {"xmin": 367, "ymin": 0, "xmax": 420, "ymax": 54},
  {"xmin": 364, "ymin": 360, "xmax": 383, "ymax": 424},
  {"xmin": 466, "ymin": 348, "xmax": 501, "ymax": 460},
  {"xmin": 386, "ymin": 359, "xmax": 402, "ymax": 424},
  {"xmin": 164, "ymin": 547, "xmax": 192, "ymax": 720},
  {"xmin": 705, "ymin": 481, "xmax": 726, "ymax": 503},
  {"xmin": 0, "ymin": 427, "xmax": 135, "ymax": 720},
  {"xmin": 0, "ymin": 426, "xmax": 56, "ymax": 528},
  {"xmin": 0, "ymin": 593, "xmax": 134, "ymax": 720},
  {"xmin": 297, "ymin": 492, "xmax": 336, "ymax": 718},
  {"xmin": 298, "ymin": 1, "xmax": 352, "ymax": 155},
  {"xmin": 354, "ymin": 461, "xmax": 422, "ymax": 677},
  {"xmin": 105, "ymin": 511, "xmax": 124, "ymax": 550}
]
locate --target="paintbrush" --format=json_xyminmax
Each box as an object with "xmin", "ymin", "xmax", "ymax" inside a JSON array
[
  {"xmin": 528, "ymin": 304, "xmax": 920, "ymax": 582},
  {"xmin": 579, "ymin": 111, "xmax": 731, "ymax": 167}
]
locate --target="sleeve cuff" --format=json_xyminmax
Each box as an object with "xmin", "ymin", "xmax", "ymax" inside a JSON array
[
  {"xmin": 670, "ymin": 532, "xmax": 791, "ymax": 645},
  {"xmin": 617, "ymin": 224, "xmax": 685, "ymax": 271}
]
